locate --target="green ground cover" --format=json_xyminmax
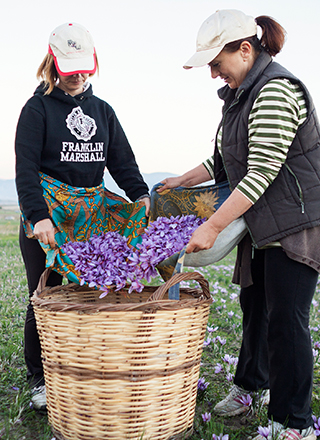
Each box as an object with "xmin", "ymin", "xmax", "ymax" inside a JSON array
[{"xmin": 0, "ymin": 208, "xmax": 319, "ymax": 439}]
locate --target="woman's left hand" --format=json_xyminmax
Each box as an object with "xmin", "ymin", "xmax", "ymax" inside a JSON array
[{"xmin": 139, "ymin": 197, "xmax": 151, "ymax": 217}]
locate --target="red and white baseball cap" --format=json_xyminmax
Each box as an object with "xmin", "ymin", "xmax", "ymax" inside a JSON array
[
  {"xmin": 183, "ymin": 10, "xmax": 257, "ymax": 69},
  {"xmin": 49, "ymin": 23, "xmax": 97, "ymax": 76}
]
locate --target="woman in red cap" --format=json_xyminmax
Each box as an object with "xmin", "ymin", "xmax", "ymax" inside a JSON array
[
  {"xmin": 159, "ymin": 9, "xmax": 320, "ymax": 440},
  {"xmin": 15, "ymin": 22, "xmax": 150, "ymax": 411}
]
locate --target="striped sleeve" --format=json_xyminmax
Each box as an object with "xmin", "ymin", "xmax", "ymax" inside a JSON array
[
  {"xmin": 236, "ymin": 79, "xmax": 307, "ymax": 203},
  {"xmin": 203, "ymin": 155, "xmax": 215, "ymax": 179}
]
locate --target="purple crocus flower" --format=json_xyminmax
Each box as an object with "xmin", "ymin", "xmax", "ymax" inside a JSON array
[
  {"xmin": 207, "ymin": 325, "xmax": 219, "ymax": 333},
  {"xmin": 313, "ymin": 349, "xmax": 319, "ymax": 358},
  {"xmin": 203, "ymin": 337, "xmax": 212, "ymax": 346},
  {"xmin": 214, "ymin": 336, "xmax": 226, "ymax": 345},
  {"xmin": 212, "ymin": 434, "xmax": 229, "ymax": 440},
  {"xmin": 197, "ymin": 377, "xmax": 210, "ymax": 391},
  {"xmin": 63, "ymin": 215, "xmax": 206, "ymax": 295},
  {"xmin": 312, "ymin": 415, "xmax": 320, "ymax": 436},
  {"xmin": 214, "ymin": 363, "xmax": 224, "ymax": 374},
  {"xmin": 257, "ymin": 426, "xmax": 270, "ymax": 438},
  {"xmin": 235, "ymin": 393, "xmax": 252, "ymax": 407},
  {"xmin": 222, "ymin": 354, "xmax": 238, "ymax": 365},
  {"xmin": 201, "ymin": 412, "xmax": 211, "ymax": 422}
]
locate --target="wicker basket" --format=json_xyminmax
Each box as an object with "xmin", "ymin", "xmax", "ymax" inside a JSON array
[{"xmin": 32, "ymin": 269, "xmax": 212, "ymax": 440}]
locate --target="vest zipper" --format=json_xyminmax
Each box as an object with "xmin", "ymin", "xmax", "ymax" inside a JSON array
[
  {"xmin": 219, "ymin": 90, "xmax": 258, "ymax": 251},
  {"xmin": 219, "ymin": 90, "xmax": 244, "ymax": 187},
  {"xmin": 284, "ymin": 164, "xmax": 305, "ymax": 213}
]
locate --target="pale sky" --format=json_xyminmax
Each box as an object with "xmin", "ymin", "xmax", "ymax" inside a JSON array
[{"xmin": 1, "ymin": 0, "xmax": 320, "ymax": 180}]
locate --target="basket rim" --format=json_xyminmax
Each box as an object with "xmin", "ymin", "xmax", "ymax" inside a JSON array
[{"xmin": 31, "ymin": 270, "xmax": 212, "ymax": 312}]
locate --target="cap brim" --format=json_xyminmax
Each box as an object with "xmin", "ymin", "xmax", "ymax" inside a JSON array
[
  {"xmin": 53, "ymin": 53, "xmax": 97, "ymax": 76},
  {"xmin": 183, "ymin": 45, "xmax": 224, "ymax": 69}
]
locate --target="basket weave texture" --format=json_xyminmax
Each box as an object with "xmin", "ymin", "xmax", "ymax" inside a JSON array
[{"xmin": 32, "ymin": 269, "xmax": 212, "ymax": 440}]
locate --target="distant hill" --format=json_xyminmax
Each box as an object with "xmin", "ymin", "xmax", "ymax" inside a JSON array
[{"xmin": 0, "ymin": 172, "xmax": 177, "ymax": 205}]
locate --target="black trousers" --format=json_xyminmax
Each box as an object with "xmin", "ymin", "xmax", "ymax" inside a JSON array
[
  {"xmin": 234, "ymin": 247, "xmax": 318, "ymax": 429},
  {"xmin": 19, "ymin": 223, "xmax": 62, "ymax": 387}
]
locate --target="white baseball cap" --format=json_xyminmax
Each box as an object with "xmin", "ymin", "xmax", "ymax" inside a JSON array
[
  {"xmin": 48, "ymin": 23, "xmax": 97, "ymax": 76},
  {"xmin": 183, "ymin": 9, "xmax": 257, "ymax": 69}
]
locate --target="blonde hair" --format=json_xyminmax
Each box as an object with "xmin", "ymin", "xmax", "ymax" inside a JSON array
[{"xmin": 36, "ymin": 53, "xmax": 99, "ymax": 95}]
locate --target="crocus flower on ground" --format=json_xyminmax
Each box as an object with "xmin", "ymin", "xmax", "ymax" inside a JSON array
[
  {"xmin": 201, "ymin": 412, "xmax": 211, "ymax": 422},
  {"xmin": 214, "ymin": 363, "xmax": 224, "ymax": 374},
  {"xmin": 257, "ymin": 426, "xmax": 270, "ymax": 438},
  {"xmin": 312, "ymin": 415, "xmax": 320, "ymax": 436},
  {"xmin": 197, "ymin": 377, "xmax": 210, "ymax": 391},
  {"xmin": 235, "ymin": 393, "xmax": 252, "ymax": 407},
  {"xmin": 212, "ymin": 434, "xmax": 229, "ymax": 440}
]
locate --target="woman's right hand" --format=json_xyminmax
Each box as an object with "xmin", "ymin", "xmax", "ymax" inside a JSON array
[
  {"xmin": 33, "ymin": 219, "xmax": 56, "ymax": 248},
  {"xmin": 157, "ymin": 176, "xmax": 183, "ymax": 193}
]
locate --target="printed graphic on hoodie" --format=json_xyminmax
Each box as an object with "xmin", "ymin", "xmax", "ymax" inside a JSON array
[
  {"xmin": 61, "ymin": 106, "xmax": 105, "ymax": 162},
  {"xmin": 66, "ymin": 106, "xmax": 97, "ymax": 141}
]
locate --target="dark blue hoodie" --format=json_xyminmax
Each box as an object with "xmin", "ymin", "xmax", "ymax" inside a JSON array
[{"xmin": 15, "ymin": 83, "xmax": 149, "ymax": 225}]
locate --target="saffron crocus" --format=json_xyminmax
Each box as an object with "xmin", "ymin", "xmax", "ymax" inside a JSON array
[
  {"xmin": 257, "ymin": 426, "xmax": 270, "ymax": 438},
  {"xmin": 201, "ymin": 412, "xmax": 211, "ymax": 422},
  {"xmin": 313, "ymin": 349, "xmax": 319, "ymax": 358},
  {"xmin": 214, "ymin": 336, "xmax": 227, "ymax": 345},
  {"xmin": 222, "ymin": 354, "xmax": 238, "ymax": 365},
  {"xmin": 203, "ymin": 337, "xmax": 212, "ymax": 346},
  {"xmin": 197, "ymin": 377, "xmax": 210, "ymax": 391},
  {"xmin": 214, "ymin": 363, "xmax": 223, "ymax": 374},
  {"xmin": 212, "ymin": 434, "xmax": 229, "ymax": 440},
  {"xmin": 63, "ymin": 215, "xmax": 205, "ymax": 295},
  {"xmin": 207, "ymin": 325, "xmax": 219, "ymax": 333},
  {"xmin": 312, "ymin": 415, "xmax": 320, "ymax": 436},
  {"xmin": 235, "ymin": 393, "xmax": 253, "ymax": 407}
]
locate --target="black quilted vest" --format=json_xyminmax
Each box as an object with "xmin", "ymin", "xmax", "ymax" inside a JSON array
[{"xmin": 213, "ymin": 50, "xmax": 320, "ymax": 248}]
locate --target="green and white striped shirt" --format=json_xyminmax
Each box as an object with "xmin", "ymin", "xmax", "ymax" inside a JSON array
[{"xmin": 204, "ymin": 79, "xmax": 307, "ymax": 204}]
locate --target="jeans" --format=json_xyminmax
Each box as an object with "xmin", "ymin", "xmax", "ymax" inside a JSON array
[
  {"xmin": 234, "ymin": 247, "xmax": 318, "ymax": 429},
  {"xmin": 19, "ymin": 223, "xmax": 62, "ymax": 387}
]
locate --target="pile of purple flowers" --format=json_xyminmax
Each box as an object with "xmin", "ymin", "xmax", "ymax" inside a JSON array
[
  {"xmin": 62, "ymin": 231, "xmax": 136, "ymax": 294},
  {"xmin": 62, "ymin": 215, "xmax": 205, "ymax": 296}
]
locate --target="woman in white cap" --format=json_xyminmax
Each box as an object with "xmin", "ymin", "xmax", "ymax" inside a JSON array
[
  {"xmin": 15, "ymin": 23, "xmax": 150, "ymax": 411},
  {"xmin": 159, "ymin": 9, "xmax": 320, "ymax": 440}
]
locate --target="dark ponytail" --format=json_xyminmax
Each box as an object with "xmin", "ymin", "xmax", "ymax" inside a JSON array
[
  {"xmin": 256, "ymin": 15, "xmax": 286, "ymax": 56},
  {"xmin": 224, "ymin": 15, "xmax": 286, "ymax": 58}
]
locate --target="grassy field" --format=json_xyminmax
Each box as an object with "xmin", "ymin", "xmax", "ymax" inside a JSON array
[{"xmin": 0, "ymin": 206, "xmax": 319, "ymax": 439}]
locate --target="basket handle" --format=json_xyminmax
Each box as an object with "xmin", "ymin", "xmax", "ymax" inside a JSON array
[
  {"xmin": 33, "ymin": 267, "xmax": 52, "ymax": 298},
  {"xmin": 148, "ymin": 271, "xmax": 211, "ymax": 302}
]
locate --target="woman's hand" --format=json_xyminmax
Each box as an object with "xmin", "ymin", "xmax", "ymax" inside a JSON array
[
  {"xmin": 186, "ymin": 188, "xmax": 253, "ymax": 254},
  {"xmin": 157, "ymin": 164, "xmax": 212, "ymax": 193},
  {"xmin": 33, "ymin": 219, "xmax": 56, "ymax": 248},
  {"xmin": 157, "ymin": 176, "xmax": 184, "ymax": 193},
  {"xmin": 186, "ymin": 221, "xmax": 220, "ymax": 253},
  {"xmin": 139, "ymin": 197, "xmax": 151, "ymax": 217}
]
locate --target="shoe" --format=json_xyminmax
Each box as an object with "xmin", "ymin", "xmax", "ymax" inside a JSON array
[
  {"xmin": 213, "ymin": 384, "xmax": 270, "ymax": 417},
  {"xmin": 253, "ymin": 421, "xmax": 316, "ymax": 440},
  {"xmin": 31, "ymin": 384, "xmax": 46, "ymax": 411}
]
